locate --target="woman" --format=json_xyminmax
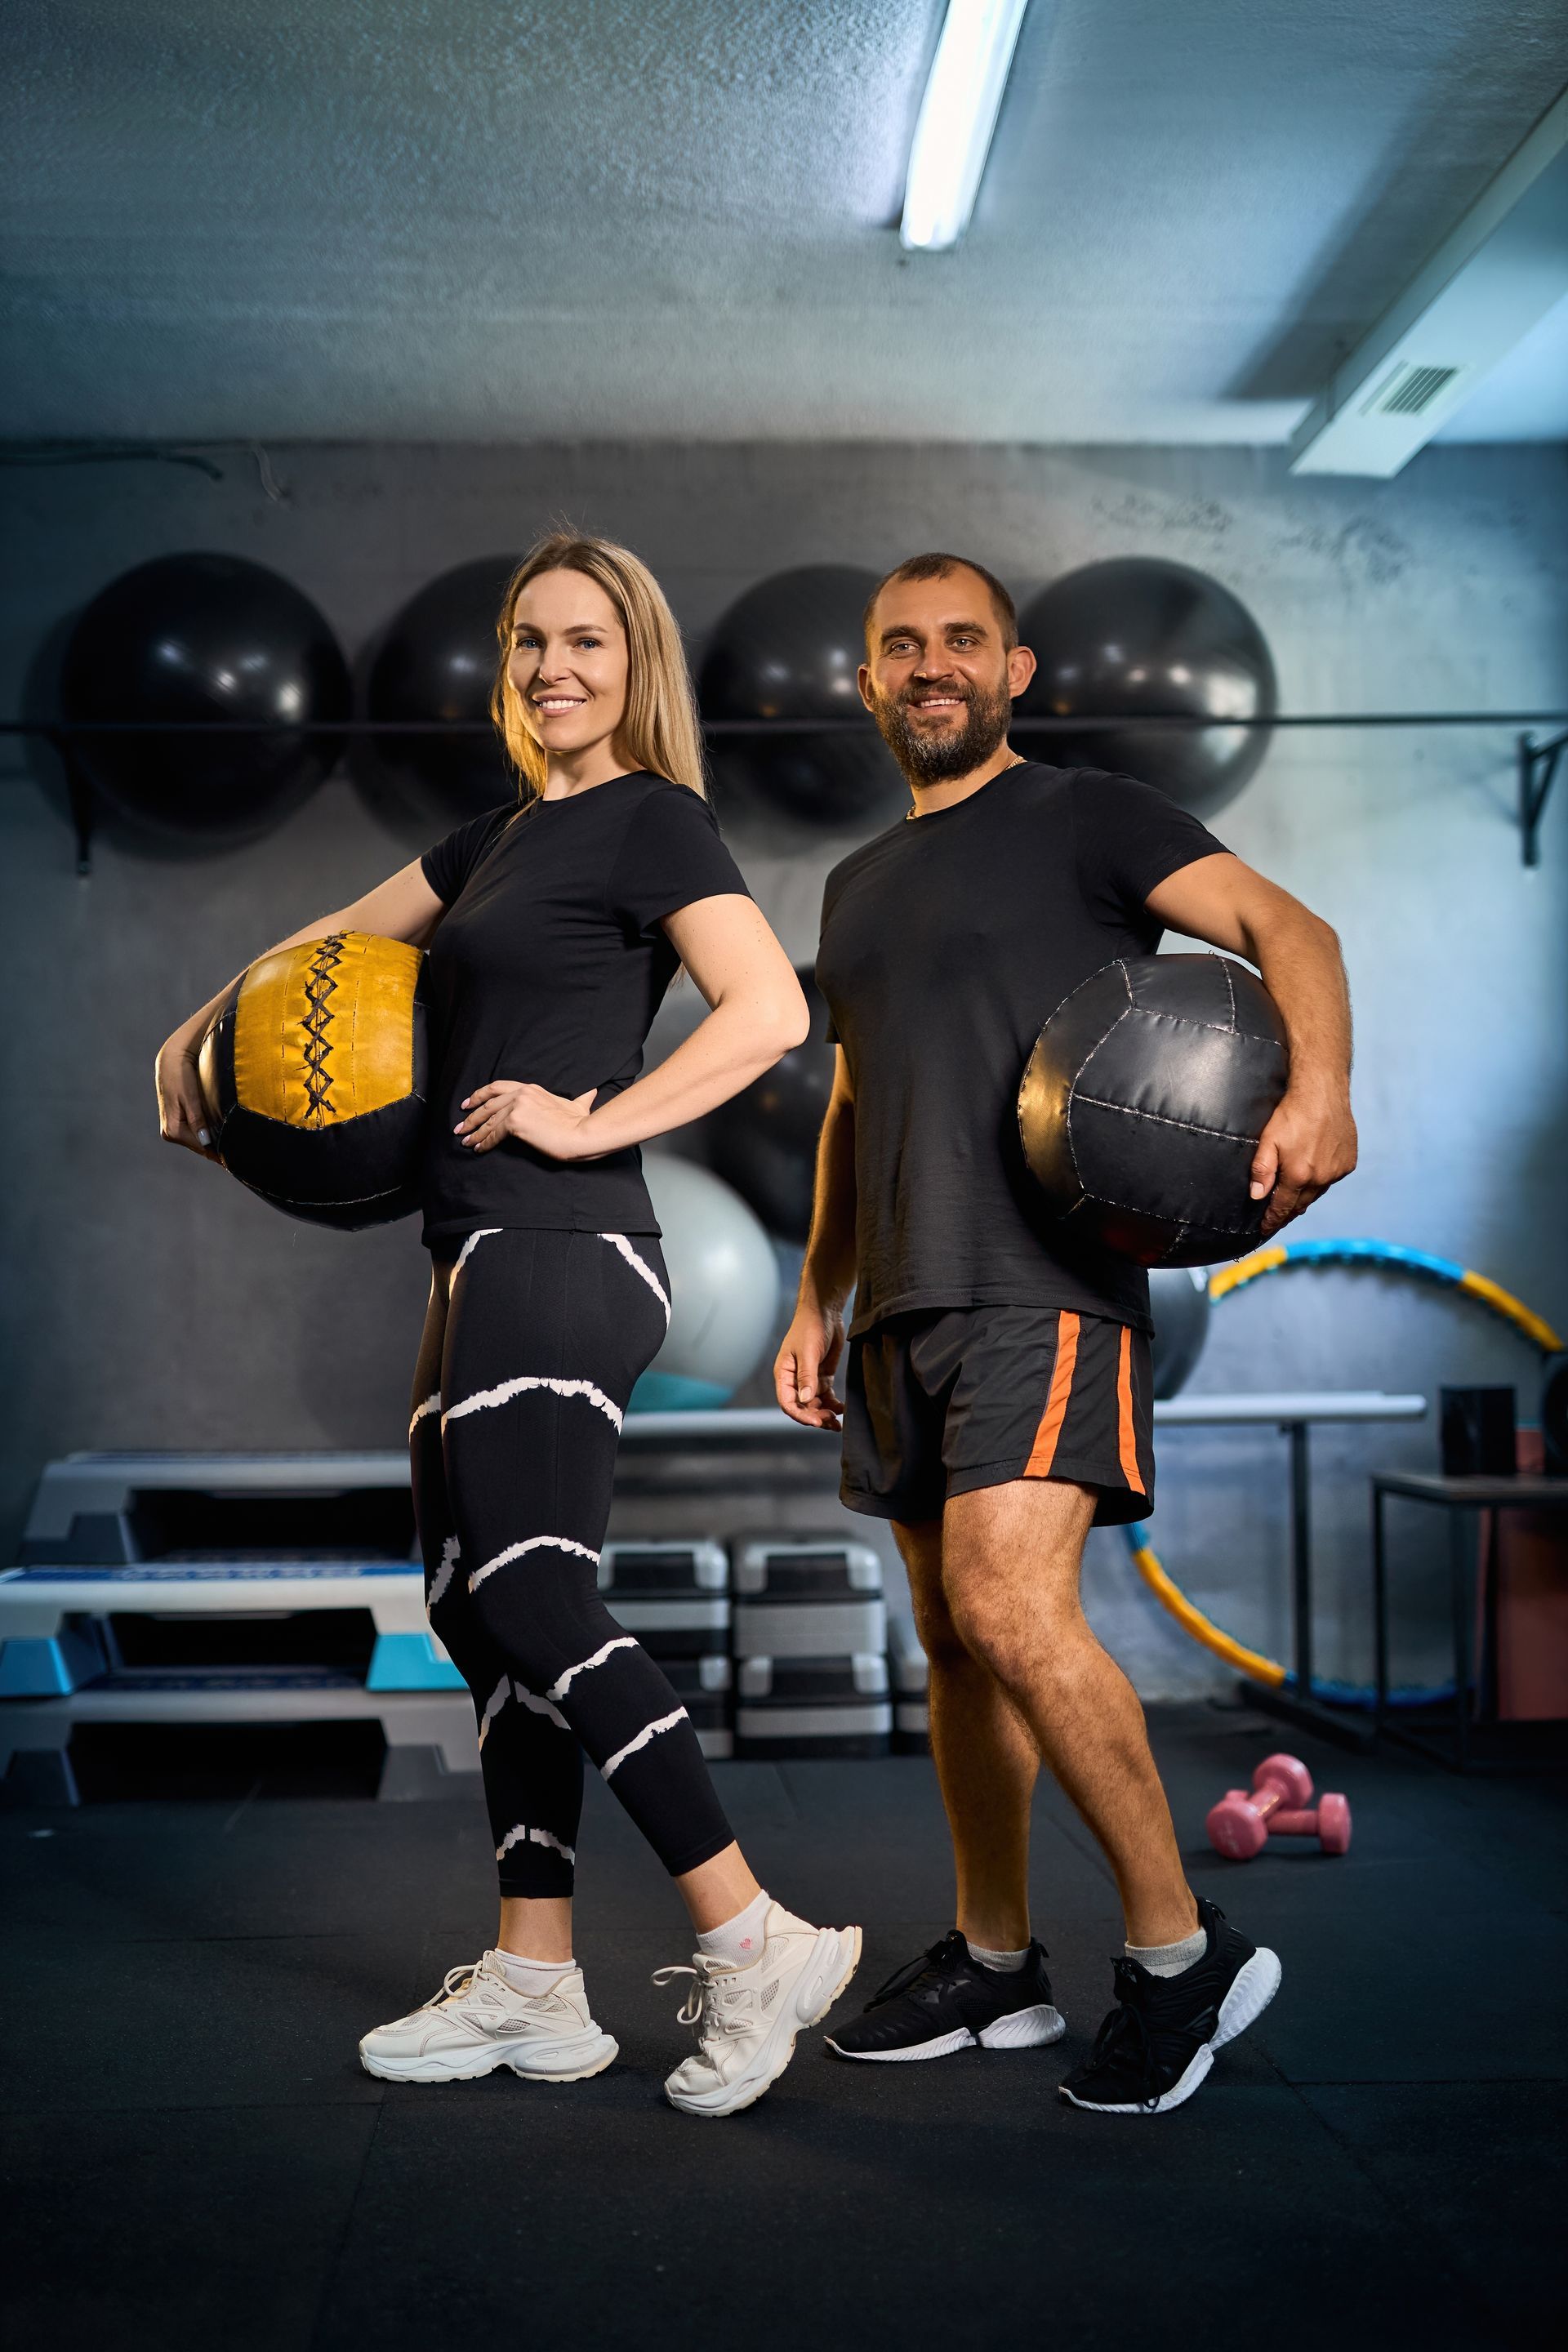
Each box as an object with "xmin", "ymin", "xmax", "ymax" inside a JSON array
[{"xmin": 155, "ymin": 532, "xmax": 860, "ymax": 2117}]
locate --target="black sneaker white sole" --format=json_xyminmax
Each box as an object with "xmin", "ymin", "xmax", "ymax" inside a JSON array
[
  {"xmin": 827, "ymin": 1999, "xmax": 1067, "ymax": 2062},
  {"xmin": 1058, "ymin": 1948, "xmax": 1281, "ymax": 2115}
]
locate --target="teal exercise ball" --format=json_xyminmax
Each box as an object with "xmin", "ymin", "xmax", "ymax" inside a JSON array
[{"xmin": 630, "ymin": 1156, "xmax": 782, "ymax": 1411}]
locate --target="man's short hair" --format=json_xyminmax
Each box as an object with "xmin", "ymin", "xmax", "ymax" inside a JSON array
[{"xmin": 863, "ymin": 552, "xmax": 1019, "ymax": 654}]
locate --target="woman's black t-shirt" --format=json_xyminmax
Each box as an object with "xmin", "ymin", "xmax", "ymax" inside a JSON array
[{"xmin": 417, "ymin": 771, "xmax": 749, "ymax": 1249}]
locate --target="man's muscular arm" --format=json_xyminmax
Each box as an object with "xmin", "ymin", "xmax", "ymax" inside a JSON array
[
  {"xmin": 1146, "ymin": 853, "xmax": 1356, "ymax": 1239},
  {"xmin": 774, "ymin": 1047, "xmax": 858, "ymax": 1428}
]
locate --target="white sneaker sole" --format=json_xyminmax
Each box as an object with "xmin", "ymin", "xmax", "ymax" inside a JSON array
[
  {"xmin": 1058, "ymin": 1948, "xmax": 1281, "ymax": 2116},
  {"xmin": 359, "ymin": 2027, "xmax": 619, "ymax": 2085},
  {"xmin": 663, "ymin": 1926, "xmax": 862, "ymax": 2118},
  {"xmin": 826, "ymin": 2001, "xmax": 1067, "ymax": 2062}
]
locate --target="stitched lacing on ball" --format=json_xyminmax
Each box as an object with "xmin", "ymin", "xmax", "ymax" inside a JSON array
[
  {"xmin": 1024, "ymin": 957, "xmax": 1269, "ymax": 1253},
  {"xmin": 1058, "ymin": 960, "xmax": 1137, "ymax": 1196},
  {"xmin": 1071, "ymin": 1094, "xmax": 1263, "ymax": 1146},
  {"xmin": 300, "ymin": 936, "xmax": 346, "ymax": 1122}
]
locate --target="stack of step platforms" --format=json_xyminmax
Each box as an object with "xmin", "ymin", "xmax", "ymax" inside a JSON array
[
  {"xmin": 888, "ymin": 1613, "xmax": 931, "ymax": 1755},
  {"xmin": 597, "ymin": 1540, "xmax": 733, "ymax": 1759},
  {"xmin": 0, "ymin": 1452, "xmax": 480, "ymax": 1801},
  {"xmin": 731, "ymin": 1540, "xmax": 891, "ymax": 1758}
]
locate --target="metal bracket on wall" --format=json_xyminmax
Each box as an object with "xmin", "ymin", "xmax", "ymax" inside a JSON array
[
  {"xmin": 1519, "ymin": 728, "xmax": 1566, "ymax": 867},
  {"xmin": 47, "ymin": 732, "xmax": 96, "ymax": 876}
]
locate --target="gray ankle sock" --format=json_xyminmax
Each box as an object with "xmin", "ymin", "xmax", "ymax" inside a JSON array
[
  {"xmin": 1125, "ymin": 1923, "xmax": 1207, "ymax": 1979},
  {"xmin": 964, "ymin": 1938, "xmax": 1030, "ymax": 1974}
]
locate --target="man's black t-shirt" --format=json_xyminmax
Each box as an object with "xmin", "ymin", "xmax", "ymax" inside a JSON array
[
  {"xmin": 418, "ymin": 772, "xmax": 749, "ymax": 1249},
  {"xmin": 814, "ymin": 762, "xmax": 1227, "ymax": 1339}
]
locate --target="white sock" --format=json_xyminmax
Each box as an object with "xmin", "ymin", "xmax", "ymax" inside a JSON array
[
  {"xmin": 1125, "ymin": 1924, "xmax": 1207, "ymax": 1979},
  {"xmin": 494, "ymin": 1949, "xmax": 576, "ymax": 1995},
  {"xmin": 964, "ymin": 1938, "xmax": 1030, "ymax": 1974},
  {"xmin": 697, "ymin": 1887, "xmax": 772, "ymax": 1971}
]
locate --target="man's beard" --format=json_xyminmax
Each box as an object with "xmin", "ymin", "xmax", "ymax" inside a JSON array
[{"xmin": 867, "ymin": 676, "xmax": 1014, "ymax": 784}]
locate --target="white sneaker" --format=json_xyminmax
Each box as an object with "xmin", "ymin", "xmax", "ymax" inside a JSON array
[
  {"xmin": 359, "ymin": 1952, "xmax": 617, "ymax": 2084},
  {"xmin": 655, "ymin": 1903, "xmax": 862, "ymax": 2118}
]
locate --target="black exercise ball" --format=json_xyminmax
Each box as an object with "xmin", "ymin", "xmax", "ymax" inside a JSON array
[
  {"xmin": 1018, "ymin": 558, "xmax": 1276, "ymax": 819},
  {"xmin": 700, "ymin": 565, "xmax": 906, "ymax": 826},
  {"xmin": 706, "ymin": 968, "xmax": 835, "ymax": 1240},
  {"xmin": 198, "ymin": 931, "xmax": 429, "ymax": 1230},
  {"xmin": 60, "ymin": 553, "xmax": 349, "ymax": 842},
  {"xmin": 1018, "ymin": 953, "xmax": 1289, "ymax": 1267},
  {"xmin": 1148, "ymin": 1267, "xmax": 1211, "ymax": 1398},
  {"xmin": 367, "ymin": 557, "xmax": 520, "ymax": 822}
]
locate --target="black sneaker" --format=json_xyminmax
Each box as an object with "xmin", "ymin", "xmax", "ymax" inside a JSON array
[
  {"xmin": 1058, "ymin": 1897, "xmax": 1281, "ymax": 2115},
  {"xmin": 826, "ymin": 1930, "xmax": 1066, "ymax": 2062}
]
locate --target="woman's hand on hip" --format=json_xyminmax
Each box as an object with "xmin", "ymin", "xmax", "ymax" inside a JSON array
[{"xmin": 456, "ymin": 1080, "xmax": 601, "ymax": 1159}]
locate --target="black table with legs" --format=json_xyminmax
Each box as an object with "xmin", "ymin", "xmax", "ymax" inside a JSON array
[{"xmin": 1370, "ymin": 1470, "xmax": 1568, "ymax": 1772}]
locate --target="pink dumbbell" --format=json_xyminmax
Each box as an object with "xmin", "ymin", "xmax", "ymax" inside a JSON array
[{"xmin": 1206, "ymin": 1752, "xmax": 1352, "ymax": 1860}]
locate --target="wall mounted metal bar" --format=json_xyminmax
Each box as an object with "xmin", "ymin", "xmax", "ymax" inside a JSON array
[
  {"xmin": 1519, "ymin": 728, "xmax": 1567, "ymax": 869},
  {"xmin": 5, "ymin": 712, "xmax": 1566, "ymax": 875}
]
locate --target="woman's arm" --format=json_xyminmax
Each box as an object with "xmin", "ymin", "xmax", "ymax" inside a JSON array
[
  {"xmin": 453, "ymin": 894, "xmax": 808, "ymax": 1159},
  {"xmin": 155, "ymin": 858, "xmax": 449, "ymax": 1159},
  {"xmin": 1145, "ymin": 851, "xmax": 1356, "ymax": 1237}
]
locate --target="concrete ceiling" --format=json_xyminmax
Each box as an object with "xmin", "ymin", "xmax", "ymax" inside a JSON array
[{"xmin": 6, "ymin": 0, "xmax": 1568, "ymax": 443}]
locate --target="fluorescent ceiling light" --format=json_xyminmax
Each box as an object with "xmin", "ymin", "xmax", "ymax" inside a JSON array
[
  {"xmin": 901, "ymin": 0, "xmax": 1031, "ymax": 252},
  {"xmin": 1290, "ymin": 84, "xmax": 1568, "ymax": 477}
]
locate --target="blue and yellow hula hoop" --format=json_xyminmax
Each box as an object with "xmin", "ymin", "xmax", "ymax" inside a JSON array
[{"xmin": 1121, "ymin": 1238, "xmax": 1563, "ymax": 1696}]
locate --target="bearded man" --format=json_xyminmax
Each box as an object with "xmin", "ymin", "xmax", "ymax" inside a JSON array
[{"xmin": 774, "ymin": 552, "xmax": 1356, "ymax": 2114}]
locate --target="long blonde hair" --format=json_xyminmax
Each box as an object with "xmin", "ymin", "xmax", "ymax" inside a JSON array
[{"xmin": 491, "ymin": 532, "xmax": 707, "ymax": 803}]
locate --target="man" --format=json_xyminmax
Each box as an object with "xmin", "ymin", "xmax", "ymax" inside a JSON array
[{"xmin": 774, "ymin": 552, "xmax": 1356, "ymax": 2114}]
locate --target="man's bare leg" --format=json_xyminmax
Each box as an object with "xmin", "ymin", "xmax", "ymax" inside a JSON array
[
  {"xmin": 940, "ymin": 1478, "xmax": 1198, "ymax": 1949},
  {"xmin": 894, "ymin": 1517, "xmax": 1040, "ymax": 1951}
]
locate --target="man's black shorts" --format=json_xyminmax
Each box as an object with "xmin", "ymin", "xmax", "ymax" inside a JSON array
[{"xmin": 840, "ymin": 1305, "xmax": 1154, "ymax": 1528}]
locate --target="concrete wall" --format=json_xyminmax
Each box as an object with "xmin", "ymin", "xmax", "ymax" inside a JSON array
[{"xmin": 3, "ymin": 439, "xmax": 1566, "ymax": 1695}]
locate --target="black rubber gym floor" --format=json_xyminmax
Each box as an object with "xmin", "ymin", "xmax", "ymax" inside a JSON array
[{"xmin": 3, "ymin": 1704, "xmax": 1564, "ymax": 2352}]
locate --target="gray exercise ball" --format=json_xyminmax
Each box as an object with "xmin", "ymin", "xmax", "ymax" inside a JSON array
[
  {"xmin": 630, "ymin": 1156, "xmax": 782, "ymax": 1410},
  {"xmin": 1148, "ymin": 1267, "xmax": 1211, "ymax": 1399}
]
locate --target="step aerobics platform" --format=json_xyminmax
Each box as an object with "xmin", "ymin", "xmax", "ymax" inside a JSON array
[{"xmin": 1, "ymin": 1453, "xmax": 764, "ymax": 1795}]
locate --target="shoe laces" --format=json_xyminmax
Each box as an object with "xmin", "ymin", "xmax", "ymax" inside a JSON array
[
  {"xmin": 865, "ymin": 1931, "xmax": 964, "ymax": 2011},
  {"xmin": 653, "ymin": 1958, "xmax": 752, "ymax": 2042},
  {"xmin": 427, "ymin": 1962, "xmax": 490, "ymax": 2009},
  {"xmin": 1088, "ymin": 1960, "xmax": 1164, "ymax": 2110}
]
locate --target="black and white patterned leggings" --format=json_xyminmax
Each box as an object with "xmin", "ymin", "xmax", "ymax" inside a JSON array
[{"xmin": 409, "ymin": 1225, "xmax": 736, "ymax": 1898}]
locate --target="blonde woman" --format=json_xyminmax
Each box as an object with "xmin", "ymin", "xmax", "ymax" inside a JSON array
[{"xmin": 155, "ymin": 532, "xmax": 860, "ymax": 2115}]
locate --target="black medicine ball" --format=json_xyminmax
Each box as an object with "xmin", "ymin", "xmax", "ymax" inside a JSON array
[
  {"xmin": 1018, "ymin": 954, "xmax": 1289, "ymax": 1267},
  {"xmin": 198, "ymin": 933, "xmax": 429, "ymax": 1230}
]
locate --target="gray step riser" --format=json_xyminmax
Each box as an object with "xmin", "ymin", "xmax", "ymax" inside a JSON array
[
  {"xmin": 0, "ymin": 1688, "xmax": 480, "ymax": 1776},
  {"xmin": 732, "ymin": 1600, "xmax": 887, "ymax": 1658},
  {"xmin": 735, "ymin": 1702, "xmax": 893, "ymax": 1740},
  {"xmin": 0, "ymin": 1570, "xmax": 433, "ymax": 1641}
]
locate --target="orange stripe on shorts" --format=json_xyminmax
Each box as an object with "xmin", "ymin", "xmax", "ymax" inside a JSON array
[
  {"xmin": 1116, "ymin": 1324, "xmax": 1143, "ymax": 1492},
  {"xmin": 1026, "ymin": 1312, "xmax": 1080, "ymax": 1476}
]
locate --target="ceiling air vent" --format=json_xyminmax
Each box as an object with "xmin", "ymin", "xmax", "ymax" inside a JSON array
[
  {"xmin": 1291, "ymin": 89, "xmax": 1568, "ymax": 475},
  {"xmin": 1363, "ymin": 363, "xmax": 1463, "ymax": 418}
]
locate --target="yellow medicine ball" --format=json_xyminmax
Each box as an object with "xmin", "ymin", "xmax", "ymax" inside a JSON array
[{"xmin": 198, "ymin": 932, "xmax": 429, "ymax": 1229}]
